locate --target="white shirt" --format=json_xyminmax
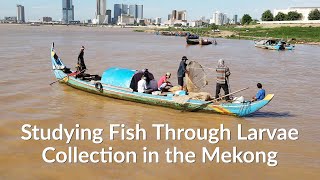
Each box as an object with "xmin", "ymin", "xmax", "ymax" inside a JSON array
[{"xmin": 137, "ymin": 79, "xmax": 147, "ymax": 93}]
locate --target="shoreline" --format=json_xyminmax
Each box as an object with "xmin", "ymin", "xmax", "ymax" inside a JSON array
[
  {"xmin": 1, "ymin": 23, "xmax": 319, "ymax": 45},
  {"xmin": 134, "ymin": 24, "xmax": 320, "ymax": 45}
]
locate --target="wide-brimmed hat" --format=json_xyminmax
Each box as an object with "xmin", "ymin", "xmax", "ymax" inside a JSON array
[{"xmin": 182, "ymin": 56, "xmax": 188, "ymax": 60}]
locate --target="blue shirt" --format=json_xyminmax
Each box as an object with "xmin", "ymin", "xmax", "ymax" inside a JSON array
[{"xmin": 256, "ymin": 89, "xmax": 266, "ymax": 100}]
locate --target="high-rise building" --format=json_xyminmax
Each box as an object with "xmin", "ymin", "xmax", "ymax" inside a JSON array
[
  {"xmin": 233, "ymin": 15, "xmax": 238, "ymax": 24},
  {"xmin": 106, "ymin": 9, "xmax": 112, "ymax": 24},
  {"xmin": 129, "ymin": 5, "xmax": 137, "ymax": 18},
  {"xmin": 62, "ymin": 0, "xmax": 74, "ymax": 24},
  {"xmin": 212, "ymin": 11, "xmax": 228, "ymax": 25},
  {"xmin": 171, "ymin": 10, "xmax": 177, "ymax": 20},
  {"xmin": 96, "ymin": 0, "xmax": 107, "ymax": 24},
  {"xmin": 114, "ymin": 4, "xmax": 122, "ymax": 24},
  {"xmin": 122, "ymin": 4, "xmax": 129, "ymax": 15},
  {"xmin": 128, "ymin": 5, "xmax": 143, "ymax": 20},
  {"xmin": 114, "ymin": 4, "xmax": 130, "ymax": 24},
  {"xmin": 136, "ymin": 5, "xmax": 143, "ymax": 20},
  {"xmin": 168, "ymin": 14, "xmax": 171, "ymax": 20},
  {"xmin": 17, "ymin": 5, "xmax": 25, "ymax": 23},
  {"xmin": 96, "ymin": 0, "xmax": 106, "ymax": 15},
  {"xmin": 177, "ymin": 10, "xmax": 187, "ymax": 21}
]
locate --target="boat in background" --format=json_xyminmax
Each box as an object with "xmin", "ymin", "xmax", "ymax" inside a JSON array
[
  {"xmin": 199, "ymin": 39, "xmax": 213, "ymax": 45},
  {"xmin": 186, "ymin": 33, "xmax": 199, "ymax": 39},
  {"xmin": 186, "ymin": 39, "xmax": 200, "ymax": 45},
  {"xmin": 255, "ymin": 39, "xmax": 295, "ymax": 50},
  {"xmin": 50, "ymin": 43, "xmax": 274, "ymax": 117},
  {"xmin": 186, "ymin": 38, "xmax": 214, "ymax": 46}
]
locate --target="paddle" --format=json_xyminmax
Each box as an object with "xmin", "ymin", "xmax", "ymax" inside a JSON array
[
  {"xmin": 189, "ymin": 87, "xmax": 249, "ymax": 112},
  {"xmin": 49, "ymin": 70, "xmax": 84, "ymax": 86}
]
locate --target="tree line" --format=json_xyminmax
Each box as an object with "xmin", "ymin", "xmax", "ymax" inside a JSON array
[
  {"xmin": 261, "ymin": 9, "xmax": 320, "ymax": 21},
  {"xmin": 239, "ymin": 9, "xmax": 320, "ymax": 25}
]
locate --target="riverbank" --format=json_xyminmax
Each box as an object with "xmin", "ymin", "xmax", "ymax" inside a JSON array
[{"xmin": 135, "ymin": 25, "xmax": 320, "ymax": 45}]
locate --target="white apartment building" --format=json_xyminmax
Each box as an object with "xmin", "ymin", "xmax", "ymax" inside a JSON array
[{"xmin": 210, "ymin": 11, "xmax": 228, "ymax": 25}]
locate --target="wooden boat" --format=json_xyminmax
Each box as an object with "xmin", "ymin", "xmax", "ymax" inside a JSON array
[
  {"xmin": 50, "ymin": 43, "xmax": 274, "ymax": 117},
  {"xmin": 187, "ymin": 39, "xmax": 213, "ymax": 46},
  {"xmin": 255, "ymin": 39, "xmax": 294, "ymax": 50},
  {"xmin": 199, "ymin": 39, "xmax": 213, "ymax": 45},
  {"xmin": 186, "ymin": 39, "xmax": 199, "ymax": 45},
  {"xmin": 186, "ymin": 33, "xmax": 199, "ymax": 39}
]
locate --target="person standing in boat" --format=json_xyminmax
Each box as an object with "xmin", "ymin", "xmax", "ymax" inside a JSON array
[
  {"xmin": 77, "ymin": 46, "xmax": 86, "ymax": 72},
  {"xmin": 177, "ymin": 56, "xmax": 188, "ymax": 87},
  {"xmin": 215, "ymin": 59, "xmax": 231, "ymax": 101},
  {"xmin": 251, "ymin": 83, "xmax": 266, "ymax": 102}
]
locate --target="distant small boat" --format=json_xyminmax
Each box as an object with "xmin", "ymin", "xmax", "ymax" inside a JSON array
[
  {"xmin": 186, "ymin": 33, "xmax": 199, "ymax": 39},
  {"xmin": 255, "ymin": 39, "xmax": 294, "ymax": 50},
  {"xmin": 160, "ymin": 31, "xmax": 176, "ymax": 36},
  {"xmin": 187, "ymin": 39, "xmax": 213, "ymax": 45},
  {"xmin": 186, "ymin": 39, "xmax": 199, "ymax": 45},
  {"xmin": 199, "ymin": 39, "xmax": 213, "ymax": 45}
]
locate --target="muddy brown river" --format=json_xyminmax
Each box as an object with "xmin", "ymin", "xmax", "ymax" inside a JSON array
[{"xmin": 0, "ymin": 24, "xmax": 319, "ymax": 179}]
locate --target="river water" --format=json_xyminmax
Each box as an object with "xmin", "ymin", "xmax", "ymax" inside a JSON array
[{"xmin": 0, "ymin": 24, "xmax": 319, "ymax": 179}]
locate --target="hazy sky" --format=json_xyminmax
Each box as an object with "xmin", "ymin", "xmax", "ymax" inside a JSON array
[{"xmin": 0, "ymin": 0, "xmax": 319, "ymax": 21}]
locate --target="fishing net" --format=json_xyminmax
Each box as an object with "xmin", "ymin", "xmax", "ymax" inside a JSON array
[{"xmin": 186, "ymin": 61, "xmax": 207, "ymax": 92}]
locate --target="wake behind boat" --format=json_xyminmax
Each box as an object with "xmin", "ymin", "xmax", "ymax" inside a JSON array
[{"xmin": 50, "ymin": 43, "xmax": 274, "ymax": 117}]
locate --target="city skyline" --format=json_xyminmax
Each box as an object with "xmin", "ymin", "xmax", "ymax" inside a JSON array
[{"xmin": 0, "ymin": 0, "xmax": 319, "ymax": 21}]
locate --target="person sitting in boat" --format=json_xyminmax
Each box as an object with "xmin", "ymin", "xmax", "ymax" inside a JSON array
[
  {"xmin": 158, "ymin": 72, "xmax": 173, "ymax": 92},
  {"xmin": 251, "ymin": 83, "xmax": 266, "ymax": 102},
  {"xmin": 215, "ymin": 59, "xmax": 231, "ymax": 101},
  {"xmin": 148, "ymin": 79, "xmax": 158, "ymax": 91},
  {"xmin": 177, "ymin": 56, "xmax": 188, "ymax": 87},
  {"xmin": 76, "ymin": 46, "xmax": 86, "ymax": 73},
  {"xmin": 138, "ymin": 75, "xmax": 153, "ymax": 94}
]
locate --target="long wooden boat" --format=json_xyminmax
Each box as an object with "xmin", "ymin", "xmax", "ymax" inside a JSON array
[
  {"xmin": 186, "ymin": 39, "xmax": 200, "ymax": 45},
  {"xmin": 186, "ymin": 33, "xmax": 199, "ymax": 39},
  {"xmin": 50, "ymin": 43, "xmax": 274, "ymax": 117}
]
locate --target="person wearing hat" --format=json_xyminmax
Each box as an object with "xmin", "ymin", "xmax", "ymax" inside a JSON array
[
  {"xmin": 158, "ymin": 72, "xmax": 173, "ymax": 92},
  {"xmin": 77, "ymin": 46, "xmax": 86, "ymax": 72},
  {"xmin": 177, "ymin": 56, "xmax": 188, "ymax": 87}
]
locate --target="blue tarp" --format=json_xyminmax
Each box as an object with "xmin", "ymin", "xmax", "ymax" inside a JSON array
[{"xmin": 101, "ymin": 67, "xmax": 136, "ymax": 88}]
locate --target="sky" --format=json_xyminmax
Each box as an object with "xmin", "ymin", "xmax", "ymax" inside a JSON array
[{"xmin": 0, "ymin": 0, "xmax": 319, "ymax": 21}]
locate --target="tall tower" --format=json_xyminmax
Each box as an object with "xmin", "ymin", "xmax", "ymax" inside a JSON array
[
  {"xmin": 96, "ymin": 0, "xmax": 107, "ymax": 24},
  {"xmin": 129, "ymin": 5, "xmax": 137, "ymax": 18},
  {"xmin": 136, "ymin": 5, "xmax": 143, "ymax": 20},
  {"xmin": 106, "ymin": 9, "xmax": 112, "ymax": 24},
  {"xmin": 17, "ymin": 4, "xmax": 25, "ymax": 23},
  {"xmin": 62, "ymin": 0, "xmax": 74, "ymax": 24},
  {"xmin": 171, "ymin": 10, "xmax": 177, "ymax": 20},
  {"xmin": 96, "ymin": 0, "xmax": 106, "ymax": 15}
]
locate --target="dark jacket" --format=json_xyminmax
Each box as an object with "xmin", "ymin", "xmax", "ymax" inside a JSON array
[
  {"xmin": 77, "ymin": 50, "xmax": 86, "ymax": 70},
  {"xmin": 177, "ymin": 60, "xmax": 187, "ymax": 77}
]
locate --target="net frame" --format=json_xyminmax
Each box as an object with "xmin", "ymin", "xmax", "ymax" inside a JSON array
[{"xmin": 186, "ymin": 61, "xmax": 207, "ymax": 92}]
